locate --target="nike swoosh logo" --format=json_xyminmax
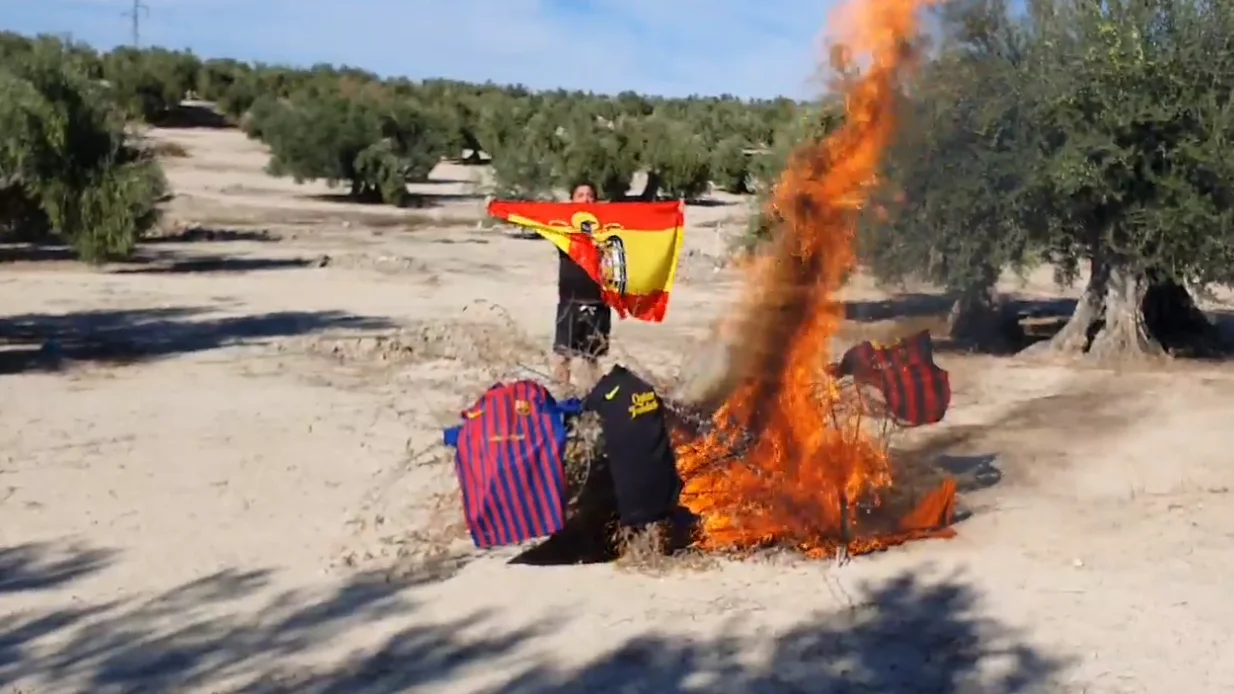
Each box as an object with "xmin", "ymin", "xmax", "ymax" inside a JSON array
[{"xmin": 604, "ymin": 386, "xmax": 620, "ymax": 400}]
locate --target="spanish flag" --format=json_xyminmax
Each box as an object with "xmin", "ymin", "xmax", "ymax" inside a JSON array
[{"xmin": 487, "ymin": 200, "xmax": 686, "ymax": 323}]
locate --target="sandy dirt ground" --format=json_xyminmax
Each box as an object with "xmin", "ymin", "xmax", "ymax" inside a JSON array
[{"xmin": 2, "ymin": 126, "xmax": 1234, "ymax": 694}]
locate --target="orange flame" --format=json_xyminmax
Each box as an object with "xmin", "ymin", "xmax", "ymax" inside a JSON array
[{"xmin": 674, "ymin": 0, "xmax": 953, "ymax": 558}]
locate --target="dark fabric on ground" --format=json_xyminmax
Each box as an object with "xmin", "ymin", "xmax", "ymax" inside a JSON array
[{"xmin": 583, "ymin": 364, "xmax": 682, "ymax": 526}]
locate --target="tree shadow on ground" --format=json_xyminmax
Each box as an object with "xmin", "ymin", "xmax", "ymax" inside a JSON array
[
  {"xmin": 150, "ymin": 104, "xmax": 232, "ymax": 129},
  {"xmin": 487, "ymin": 570, "xmax": 1070, "ymax": 694},
  {"xmin": 0, "ymin": 306, "xmax": 392, "ymax": 374},
  {"xmin": 841, "ymin": 294, "xmax": 1084, "ymax": 355},
  {"xmin": 933, "ymin": 454, "xmax": 1003, "ymax": 493},
  {"xmin": 845, "ymin": 291, "xmax": 1234, "ymax": 357},
  {"xmin": 1, "ymin": 541, "xmax": 1072, "ymax": 693},
  {"xmin": 1, "ymin": 242, "xmax": 306, "ymax": 273},
  {"xmin": 431, "ymin": 237, "xmax": 490, "ymax": 245},
  {"xmin": 844, "ymin": 293, "xmax": 956, "ymax": 322},
  {"xmin": 893, "ymin": 376, "xmax": 1143, "ymax": 508},
  {"xmin": 848, "ymin": 291, "xmax": 1080, "ymax": 323},
  {"xmin": 0, "ymin": 541, "xmax": 117, "ymax": 595},
  {"xmin": 0, "ymin": 542, "xmax": 547, "ymax": 694},
  {"xmin": 111, "ymin": 250, "xmax": 319, "ymax": 275},
  {"xmin": 0, "ymin": 245, "xmax": 80, "ymax": 263},
  {"xmin": 305, "ymin": 191, "xmax": 485, "ymax": 209},
  {"xmin": 1211, "ymin": 309, "xmax": 1234, "ymax": 343},
  {"xmin": 144, "ymin": 228, "xmax": 280, "ymax": 245},
  {"xmin": 414, "ymin": 178, "xmax": 475, "ymax": 186},
  {"xmin": 843, "ymin": 293, "xmax": 1077, "ymax": 324},
  {"xmin": 889, "ymin": 449, "xmax": 1003, "ymax": 526}
]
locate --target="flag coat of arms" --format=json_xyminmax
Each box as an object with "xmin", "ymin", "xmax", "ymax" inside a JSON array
[
  {"xmin": 487, "ymin": 200, "xmax": 686, "ymax": 322},
  {"xmin": 833, "ymin": 330, "xmax": 951, "ymax": 427},
  {"xmin": 442, "ymin": 380, "xmax": 583, "ymax": 548}
]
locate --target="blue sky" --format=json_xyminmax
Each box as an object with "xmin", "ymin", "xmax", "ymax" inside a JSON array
[{"xmin": 3, "ymin": 0, "xmax": 839, "ymax": 98}]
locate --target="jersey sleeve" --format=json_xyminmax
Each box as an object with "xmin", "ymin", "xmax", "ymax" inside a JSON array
[{"xmin": 442, "ymin": 426, "xmax": 461, "ymax": 447}]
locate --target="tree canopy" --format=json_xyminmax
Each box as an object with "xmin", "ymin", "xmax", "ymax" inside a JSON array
[
  {"xmin": 0, "ymin": 31, "xmax": 810, "ymax": 209},
  {"xmin": 858, "ymin": 0, "xmax": 1234, "ymax": 357},
  {"xmin": 1, "ymin": 38, "xmax": 167, "ymax": 263}
]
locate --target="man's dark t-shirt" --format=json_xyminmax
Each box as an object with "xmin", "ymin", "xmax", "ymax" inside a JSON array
[
  {"xmin": 558, "ymin": 249, "xmax": 603, "ymax": 304},
  {"xmin": 583, "ymin": 364, "xmax": 682, "ymax": 527}
]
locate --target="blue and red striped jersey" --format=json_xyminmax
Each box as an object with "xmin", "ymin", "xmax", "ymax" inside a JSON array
[{"xmin": 442, "ymin": 380, "xmax": 582, "ymax": 549}]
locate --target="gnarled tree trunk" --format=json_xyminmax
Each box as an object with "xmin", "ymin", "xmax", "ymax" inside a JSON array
[
  {"xmin": 1085, "ymin": 266, "xmax": 1166, "ymax": 359},
  {"xmin": 1024, "ymin": 255, "xmax": 1220, "ymax": 360}
]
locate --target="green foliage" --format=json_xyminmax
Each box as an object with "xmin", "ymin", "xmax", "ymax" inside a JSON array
[
  {"xmin": 555, "ymin": 119, "xmax": 639, "ymax": 201},
  {"xmin": 100, "ymin": 46, "xmax": 201, "ymax": 122},
  {"xmin": 739, "ymin": 103, "xmax": 846, "ymax": 247},
  {"xmin": 750, "ymin": 103, "xmax": 844, "ymax": 190},
  {"xmin": 635, "ymin": 116, "xmax": 712, "ymax": 201},
  {"xmin": 0, "ymin": 31, "xmax": 812, "ymax": 209},
  {"xmin": 851, "ymin": 0, "xmax": 1234, "ymax": 353},
  {"xmin": 251, "ymin": 82, "xmax": 447, "ymax": 205},
  {"xmin": 0, "ymin": 42, "xmax": 166, "ymax": 262},
  {"xmin": 864, "ymin": 0, "xmax": 1036, "ymax": 295},
  {"xmin": 711, "ymin": 135, "xmax": 753, "ymax": 194},
  {"xmin": 485, "ymin": 112, "xmax": 561, "ymax": 201},
  {"xmin": 1025, "ymin": 0, "xmax": 1234, "ymax": 288}
]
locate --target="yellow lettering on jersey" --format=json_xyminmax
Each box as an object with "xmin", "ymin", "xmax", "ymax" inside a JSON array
[{"xmin": 628, "ymin": 391, "xmax": 659, "ymax": 418}]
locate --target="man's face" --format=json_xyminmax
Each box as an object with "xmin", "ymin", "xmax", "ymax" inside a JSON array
[{"xmin": 572, "ymin": 185, "xmax": 596, "ymax": 203}]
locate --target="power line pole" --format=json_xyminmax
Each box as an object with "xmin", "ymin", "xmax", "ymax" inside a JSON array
[{"xmin": 121, "ymin": 0, "xmax": 149, "ymax": 48}]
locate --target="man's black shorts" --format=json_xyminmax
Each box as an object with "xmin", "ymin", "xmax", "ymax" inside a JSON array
[{"xmin": 553, "ymin": 300, "xmax": 611, "ymax": 359}]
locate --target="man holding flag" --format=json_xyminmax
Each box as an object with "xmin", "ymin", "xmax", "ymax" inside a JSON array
[
  {"xmin": 552, "ymin": 181, "xmax": 611, "ymax": 388},
  {"xmin": 487, "ymin": 181, "xmax": 687, "ymax": 388}
]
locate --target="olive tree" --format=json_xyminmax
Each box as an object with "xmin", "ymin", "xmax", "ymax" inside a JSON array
[
  {"xmin": 251, "ymin": 84, "xmax": 447, "ymax": 205},
  {"xmin": 633, "ymin": 115, "xmax": 712, "ymax": 201},
  {"xmin": 0, "ymin": 46, "xmax": 167, "ymax": 262},
  {"xmin": 1024, "ymin": 0, "xmax": 1234, "ymax": 358},
  {"xmin": 861, "ymin": 0, "xmax": 1038, "ymax": 349}
]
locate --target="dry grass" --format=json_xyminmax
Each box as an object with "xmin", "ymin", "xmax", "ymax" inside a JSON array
[
  {"xmin": 327, "ymin": 304, "xmax": 595, "ymax": 578},
  {"xmin": 302, "ymin": 301, "xmax": 551, "ymax": 391},
  {"xmin": 333, "ymin": 443, "xmax": 477, "ymax": 584},
  {"xmin": 329, "ymin": 308, "xmax": 962, "ymax": 579},
  {"xmin": 613, "ymin": 523, "xmax": 719, "ymax": 574}
]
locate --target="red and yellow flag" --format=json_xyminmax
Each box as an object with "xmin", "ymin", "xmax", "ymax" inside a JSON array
[{"xmin": 487, "ymin": 200, "xmax": 686, "ymax": 322}]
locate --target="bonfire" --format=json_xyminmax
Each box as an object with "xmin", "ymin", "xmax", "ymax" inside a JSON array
[{"xmin": 672, "ymin": 0, "xmax": 956, "ymax": 560}]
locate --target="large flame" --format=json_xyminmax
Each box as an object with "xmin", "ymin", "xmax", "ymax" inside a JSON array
[{"xmin": 674, "ymin": 0, "xmax": 954, "ymax": 558}]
